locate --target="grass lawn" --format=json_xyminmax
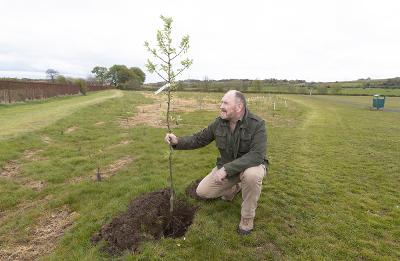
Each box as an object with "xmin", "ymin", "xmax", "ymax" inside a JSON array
[
  {"xmin": 340, "ymin": 88, "xmax": 400, "ymax": 96},
  {"xmin": 0, "ymin": 91, "xmax": 399, "ymax": 260},
  {"xmin": 0, "ymin": 90, "xmax": 122, "ymax": 140},
  {"xmin": 259, "ymin": 86, "xmax": 400, "ymax": 96}
]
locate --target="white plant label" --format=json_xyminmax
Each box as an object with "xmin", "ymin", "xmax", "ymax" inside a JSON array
[{"xmin": 154, "ymin": 83, "xmax": 170, "ymax": 95}]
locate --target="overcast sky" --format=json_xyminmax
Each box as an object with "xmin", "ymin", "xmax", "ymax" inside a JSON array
[{"xmin": 1, "ymin": 0, "xmax": 399, "ymax": 83}]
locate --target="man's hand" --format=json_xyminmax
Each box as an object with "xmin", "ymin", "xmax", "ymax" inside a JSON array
[
  {"xmin": 213, "ymin": 167, "xmax": 227, "ymax": 184},
  {"xmin": 165, "ymin": 133, "xmax": 178, "ymax": 145}
]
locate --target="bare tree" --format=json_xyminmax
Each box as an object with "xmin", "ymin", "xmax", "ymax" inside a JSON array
[{"xmin": 46, "ymin": 69, "xmax": 59, "ymax": 82}]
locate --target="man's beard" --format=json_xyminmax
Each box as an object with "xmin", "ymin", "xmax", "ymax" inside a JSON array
[{"xmin": 220, "ymin": 110, "xmax": 229, "ymax": 119}]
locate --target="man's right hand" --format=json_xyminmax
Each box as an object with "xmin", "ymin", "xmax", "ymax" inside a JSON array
[{"xmin": 165, "ymin": 133, "xmax": 178, "ymax": 145}]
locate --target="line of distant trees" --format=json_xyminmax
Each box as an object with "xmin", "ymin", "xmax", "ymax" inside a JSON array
[
  {"xmin": 91, "ymin": 65, "xmax": 145, "ymax": 90},
  {"xmin": 0, "ymin": 64, "xmax": 147, "ymax": 104},
  {"xmin": 362, "ymin": 77, "xmax": 400, "ymax": 88},
  {"xmin": 145, "ymin": 78, "xmax": 338, "ymax": 94},
  {"xmin": 144, "ymin": 76, "xmax": 400, "ymax": 95},
  {"xmin": 8, "ymin": 65, "xmax": 147, "ymax": 90}
]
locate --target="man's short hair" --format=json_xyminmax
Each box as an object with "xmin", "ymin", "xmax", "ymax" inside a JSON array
[{"xmin": 234, "ymin": 91, "xmax": 247, "ymax": 108}]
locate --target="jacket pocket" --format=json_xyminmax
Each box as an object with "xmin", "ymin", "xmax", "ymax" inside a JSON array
[
  {"xmin": 215, "ymin": 130, "xmax": 227, "ymax": 149},
  {"xmin": 239, "ymin": 134, "xmax": 252, "ymax": 152}
]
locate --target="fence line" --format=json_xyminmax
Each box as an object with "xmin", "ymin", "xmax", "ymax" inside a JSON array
[{"xmin": 0, "ymin": 80, "xmax": 112, "ymax": 104}]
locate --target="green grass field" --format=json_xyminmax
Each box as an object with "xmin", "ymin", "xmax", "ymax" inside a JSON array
[
  {"xmin": 340, "ymin": 88, "xmax": 400, "ymax": 96},
  {"xmin": 258, "ymin": 86, "xmax": 400, "ymax": 96},
  {"xmin": 0, "ymin": 91, "xmax": 399, "ymax": 260},
  {"xmin": 0, "ymin": 90, "xmax": 123, "ymax": 140}
]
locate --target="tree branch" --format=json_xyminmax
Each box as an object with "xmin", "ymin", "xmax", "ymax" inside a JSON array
[
  {"xmin": 154, "ymin": 69, "xmax": 168, "ymax": 82},
  {"xmin": 152, "ymin": 51, "xmax": 168, "ymax": 64},
  {"xmin": 172, "ymin": 63, "xmax": 191, "ymax": 79},
  {"xmin": 170, "ymin": 46, "xmax": 186, "ymax": 61}
]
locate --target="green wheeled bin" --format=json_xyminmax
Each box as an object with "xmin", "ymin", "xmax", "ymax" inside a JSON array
[{"xmin": 372, "ymin": 95, "xmax": 385, "ymax": 110}]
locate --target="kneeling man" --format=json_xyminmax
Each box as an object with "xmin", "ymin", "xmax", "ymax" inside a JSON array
[{"xmin": 165, "ymin": 90, "xmax": 268, "ymax": 235}]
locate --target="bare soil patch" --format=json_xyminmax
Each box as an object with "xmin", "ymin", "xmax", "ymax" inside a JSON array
[
  {"xmin": 23, "ymin": 180, "xmax": 46, "ymax": 191},
  {"xmin": 119, "ymin": 140, "xmax": 130, "ymax": 145},
  {"xmin": 41, "ymin": 135, "xmax": 52, "ymax": 144},
  {"xmin": 171, "ymin": 97, "xmax": 219, "ymax": 112},
  {"xmin": 255, "ymin": 241, "xmax": 284, "ymax": 259},
  {"xmin": 65, "ymin": 126, "xmax": 78, "ymax": 133},
  {"xmin": 92, "ymin": 189, "xmax": 197, "ymax": 255},
  {"xmin": 0, "ymin": 196, "xmax": 53, "ymax": 226},
  {"xmin": 23, "ymin": 149, "xmax": 46, "ymax": 161},
  {"xmin": 68, "ymin": 175, "xmax": 85, "ymax": 184},
  {"xmin": 106, "ymin": 139, "xmax": 131, "ymax": 150},
  {"xmin": 119, "ymin": 102, "xmax": 165, "ymax": 128},
  {"xmin": 95, "ymin": 121, "xmax": 105, "ymax": 126},
  {"xmin": 119, "ymin": 94, "xmax": 219, "ymax": 129},
  {"xmin": 91, "ymin": 156, "xmax": 133, "ymax": 180},
  {"xmin": 0, "ymin": 150, "xmax": 47, "ymax": 190},
  {"xmin": 0, "ymin": 160, "xmax": 20, "ymax": 178},
  {"xmin": 69, "ymin": 156, "xmax": 133, "ymax": 184},
  {"xmin": 0, "ymin": 205, "xmax": 78, "ymax": 261},
  {"xmin": 104, "ymin": 156, "xmax": 133, "ymax": 174}
]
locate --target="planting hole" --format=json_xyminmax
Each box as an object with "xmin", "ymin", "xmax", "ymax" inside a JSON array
[{"xmin": 92, "ymin": 189, "xmax": 197, "ymax": 255}]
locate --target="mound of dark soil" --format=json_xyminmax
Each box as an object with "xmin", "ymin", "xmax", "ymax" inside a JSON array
[
  {"xmin": 185, "ymin": 178, "xmax": 208, "ymax": 200},
  {"xmin": 92, "ymin": 189, "xmax": 197, "ymax": 255}
]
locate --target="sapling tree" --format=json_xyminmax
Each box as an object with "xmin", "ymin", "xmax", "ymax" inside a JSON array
[
  {"xmin": 145, "ymin": 15, "xmax": 192, "ymax": 212},
  {"xmin": 89, "ymin": 149, "xmax": 105, "ymax": 182}
]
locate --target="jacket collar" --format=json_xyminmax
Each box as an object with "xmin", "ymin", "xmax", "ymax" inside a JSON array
[{"xmin": 240, "ymin": 107, "xmax": 249, "ymax": 129}]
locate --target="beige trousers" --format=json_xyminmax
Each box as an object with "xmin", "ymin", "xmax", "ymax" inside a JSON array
[{"xmin": 196, "ymin": 164, "xmax": 266, "ymax": 218}]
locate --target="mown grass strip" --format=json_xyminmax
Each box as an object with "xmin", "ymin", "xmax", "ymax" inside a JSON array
[{"xmin": 0, "ymin": 90, "xmax": 123, "ymax": 140}]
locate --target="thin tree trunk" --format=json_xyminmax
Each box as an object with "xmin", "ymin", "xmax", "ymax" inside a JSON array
[
  {"xmin": 166, "ymin": 53, "xmax": 175, "ymax": 213},
  {"xmin": 166, "ymin": 87, "xmax": 175, "ymax": 213}
]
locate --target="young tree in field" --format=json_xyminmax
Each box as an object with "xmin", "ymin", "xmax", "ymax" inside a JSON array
[
  {"xmin": 46, "ymin": 69, "xmax": 59, "ymax": 82},
  {"xmin": 145, "ymin": 15, "xmax": 193, "ymax": 212},
  {"xmin": 203, "ymin": 75, "xmax": 210, "ymax": 91}
]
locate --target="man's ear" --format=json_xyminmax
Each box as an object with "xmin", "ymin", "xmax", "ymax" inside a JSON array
[{"xmin": 236, "ymin": 103, "xmax": 243, "ymax": 112}]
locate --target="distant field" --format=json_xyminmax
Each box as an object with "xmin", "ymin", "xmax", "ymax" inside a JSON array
[
  {"xmin": 260, "ymin": 86, "xmax": 400, "ymax": 96},
  {"xmin": 340, "ymin": 87, "xmax": 400, "ymax": 96},
  {"xmin": 0, "ymin": 91, "xmax": 399, "ymax": 260},
  {"xmin": 307, "ymin": 94, "xmax": 400, "ymax": 110}
]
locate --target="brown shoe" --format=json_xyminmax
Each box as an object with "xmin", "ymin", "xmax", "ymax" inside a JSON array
[
  {"xmin": 237, "ymin": 217, "xmax": 254, "ymax": 235},
  {"xmin": 221, "ymin": 183, "xmax": 242, "ymax": 201}
]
